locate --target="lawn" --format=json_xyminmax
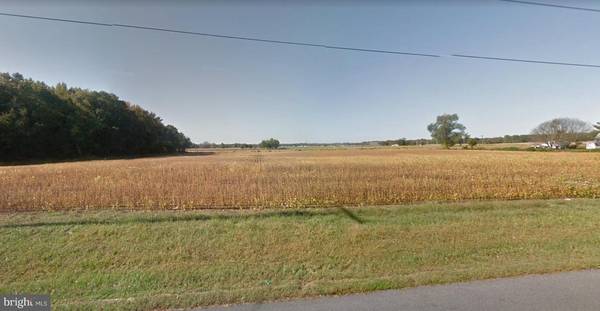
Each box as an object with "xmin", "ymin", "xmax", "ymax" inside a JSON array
[{"xmin": 2, "ymin": 199, "xmax": 600, "ymax": 310}]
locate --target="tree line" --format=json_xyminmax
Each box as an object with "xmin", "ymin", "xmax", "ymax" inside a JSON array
[
  {"xmin": 531, "ymin": 118, "xmax": 596, "ymax": 145},
  {"xmin": 195, "ymin": 138, "xmax": 280, "ymax": 149},
  {"xmin": 192, "ymin": 114, "xmax": 600, "ymax": 151},
  {"xmin": 426, "ymin": 114, "xmax": 599, "ymax": 149},
  {"xmin": 0, "ymin": 72, "xmax": 192, "ymax": 161}
]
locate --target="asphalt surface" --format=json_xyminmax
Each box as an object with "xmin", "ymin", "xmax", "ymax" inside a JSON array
[{"xmin": 197, "ymin": 270, "xmax": 600, "ymax": 311}]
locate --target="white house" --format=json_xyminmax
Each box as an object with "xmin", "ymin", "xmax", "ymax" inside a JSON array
[
  {"xmin": 585, "ymin": 133, "xmax": 600, "ymax": 150},
  {"xmin": 586, "ymin": 142, "xmax": 598, "ymax": 150}
]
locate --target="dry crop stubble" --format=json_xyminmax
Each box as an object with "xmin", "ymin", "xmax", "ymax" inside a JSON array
[{"xmin": 2, "ymin": 148, "xmax": 600, "ymax": 211}]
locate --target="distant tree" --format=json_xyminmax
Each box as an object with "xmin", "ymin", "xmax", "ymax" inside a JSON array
[
  {"xmin": 427, "ymin": 114, "xmax": 466, "ymax": 148},
  {"xmin": 198, "ymin": 141, "xmax": 212, "ymax": 148},
  {"xmin": 531, "ymin": 118, "xmax": 593, "ymax": 144},
  {"xmin": 416, "ymin": 139, "xmax": 428, "ymax": 146},
  {"xmin": 379, "ymin": 138, "xmax": 408, "ymax": 146},
  {"xmin": 460, "ymin": 133, "xmax": 471, "ymax": 146},
  {"xmin": 259, "ymin": 138, "xmax": 280, "ymax": 149},
  {"xmin": 468, "ymin": 138, "xmax": 478, "ymax": 149}
]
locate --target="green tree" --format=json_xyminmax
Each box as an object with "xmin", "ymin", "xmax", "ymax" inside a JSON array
[
  {"xmin": 259, "ymin": 138, "xmax": 280, "ymax": 149},
  {"xmin": 460, "ymin": 133, "xmax": 471, "ymax": 146},
  {"xmin": 468, "ymin": 138, "xmax": 478, "ymax": 149},
  {"xmin": 427, "ymin": 114, "xmax": 466, "ymax": 148}
]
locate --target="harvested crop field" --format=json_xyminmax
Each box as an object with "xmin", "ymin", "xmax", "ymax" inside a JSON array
[{"xmin": 2, "ymin": 148, "xmax": 600, "ymax": 211}]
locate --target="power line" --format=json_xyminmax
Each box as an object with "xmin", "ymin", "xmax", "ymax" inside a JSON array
[
  {"xmin": 0, "ymin": 12, "xmax": 113, "ymax": 26},
  {"xmin": 452, "ymin": 54, "xmax": 600, "ymax": 68},
  {"xmin": 499, "ymin": 0, "xmax": 600, "ymax": 13},
  {"xmin": 113, "ymin": 23, "xmax": 442, "ymax": 57},
  {"xmin": 1, "ymin": 11, "xmax": 600, "ymax": 69},
  {"xmin": 0, "ymin": 12, "xmax": 440, "ymax": 58}
]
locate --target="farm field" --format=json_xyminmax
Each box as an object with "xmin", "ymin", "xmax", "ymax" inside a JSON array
[
  {"xmin": 4, "ymin": 148, "xmax": 600, "ymax": 310},
  {"xmin": 2, "ymin": 148, "xmax": 600, "ymax": 211},
  {"xmin": 2, "ymin": 199, "xmax": 600, "ymax": 310}
]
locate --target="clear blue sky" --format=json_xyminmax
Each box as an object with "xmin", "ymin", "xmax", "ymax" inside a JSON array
[{"xmin": 1, "ymin": 0, "xmax": 599, "ymax": 143}]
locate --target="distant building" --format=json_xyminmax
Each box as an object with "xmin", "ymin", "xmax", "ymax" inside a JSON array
[
  {"xmin": 584, "ymin": 133, "xmax": 600, "ymax": 149},
  {"xmin": 533, "ymin": 142, "xmax": 568, "ymax": 149},
  {"xmin": 584, "ymin": 133, "xmax": 600, "ymax": 150}
]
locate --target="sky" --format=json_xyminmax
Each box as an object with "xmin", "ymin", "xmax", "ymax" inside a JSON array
[{"xmin": 1, "ymin": 0, "xmax": 600, "ymax": 144}]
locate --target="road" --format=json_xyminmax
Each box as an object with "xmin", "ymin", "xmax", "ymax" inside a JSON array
[{"xmin": 198, "ymin": 270, "xmax": 600, "ymax": 311}]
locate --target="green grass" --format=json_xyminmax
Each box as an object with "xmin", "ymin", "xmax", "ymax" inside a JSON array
[{"xmin": 2, "ymin": 199, "xmax": 600, "ymax": 310}]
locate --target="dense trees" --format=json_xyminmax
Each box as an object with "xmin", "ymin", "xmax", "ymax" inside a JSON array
[
  {"xmin": 427, "ymin": 114, "xmax": 467, "ymax": 148},
  {"xmin": 531, "ymin": 118, "xmax": 593, "ymax": 144},
  {"xmin": 0, "ymin": 72, "xmax": 192, "ymax": 161}
]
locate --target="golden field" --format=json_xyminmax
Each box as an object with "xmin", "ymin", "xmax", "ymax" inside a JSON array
[{"xmin": 1, "ymin": 148, "xmax": 600, "ymax": 211}]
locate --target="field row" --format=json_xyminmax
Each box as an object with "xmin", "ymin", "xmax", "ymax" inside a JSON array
[{"xmin": 2, "ymin": 148, "xmax": 600, "ymax": 210}]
